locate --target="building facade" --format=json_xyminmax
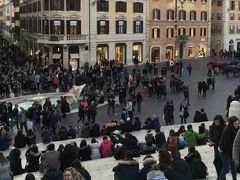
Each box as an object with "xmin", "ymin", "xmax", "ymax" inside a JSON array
[
  {"xmin": 0, "ymin": 0, "xmax": 15, "ymax": 41},
  {"xmin": 148, "ymin": 0, "xmax": 211, "ymax": 62},
  {"xmin": 211, "ymin": 0, "xmax": 240, "ymax": 52},
  {"xmin": 18, "ymin": 0, "xmax": 147, "ymax": 70}
]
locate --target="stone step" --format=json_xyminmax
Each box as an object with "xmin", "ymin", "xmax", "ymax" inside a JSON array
[{"xmin": 9, "ymin": 121, "xmax": 240, "ymax": 179}]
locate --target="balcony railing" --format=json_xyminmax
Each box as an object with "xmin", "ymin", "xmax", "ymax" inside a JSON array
[{"xmin": 37, "ymin": 34, "xmax": 87, "ymax": 41}]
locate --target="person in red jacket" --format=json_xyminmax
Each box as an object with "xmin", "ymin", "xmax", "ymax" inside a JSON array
[{"xmin": 99, "ymin": 136, "xmax": 113, "ymax": 158}]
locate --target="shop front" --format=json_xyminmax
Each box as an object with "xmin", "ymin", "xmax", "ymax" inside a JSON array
[
  {"xmin": 69, "ymin": 46, "xmax": 80, "ymax": 71},
  {"xmin": 132, "ymin": 42, "xmax": 143, "ymax": 63},
  {"xmin": 97, "ymin": 44, "xmax": 109, "ymax": 64},
  {"xmin": 52, "ymin": 46, "xmax": 63, "ymax": 66},
  {"xmin": 151, "ymin": 46, "xmax": 160, "ymax": 62},
  {"xmin": 188, "ymin": 44, "xmax": 195, "ymax": 58},
  {"xmin": 166, "ymin": 46, "xmax": 173, "ymax": 61},
  {"xmin": 199, "ymin": 44, "xmax": 206, "ymax": 57},
  {"xmin": 115, "ymin": 43, "xmax": 126, "ymax": 64}
]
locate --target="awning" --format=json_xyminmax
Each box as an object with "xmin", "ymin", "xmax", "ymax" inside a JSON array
[
  {"xmin": 52, "ymin": 54, "xmax": 61, "ymax": 59},
  {"xmin": 41, "ymin": 53, "xmax": 46, "ymax": 58},
  {"xmin": 70, "ymin": 53, "xmax": 80, "ymax": 59},
  {"xmin": 35, "ymin": 50, "xmax": 40, "ymax": 55}
]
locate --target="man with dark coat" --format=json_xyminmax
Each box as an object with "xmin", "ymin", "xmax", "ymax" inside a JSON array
[
  {"xmin": 164, "ymin": 150, "xmax": 193, "ymax": 180},
  {"xmin": 90, "ymin": 122, "xmax": 100, "ymax": 138},
  {"xmin": 112, "ymin": 151, "xmax": 140, "ymax": 180},
  {"xmin": 14, "ymin": 129, "xmax": 26, "ymax": 148}
]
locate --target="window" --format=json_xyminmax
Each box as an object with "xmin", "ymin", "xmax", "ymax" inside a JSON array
[
  {"xmin": 38, "ymin": 19, "xmax": 41, "ymax": 33},
  {"xmin": 200, "ymin": 27, "xmax": 207, "ymax": 36},
  {"xmin": 230, "ymin": 0, "xmax": 235, "ymax": 10},
  {"xmin": 211, "ymin": 13, "xmax": 214, "ymax": 20},
  {"xmin": 50, "ymin": 20, "xmax": 64, "ymax": 34},
  {"xmin": 42, "ymin": 19, "xmax": 49, "ymax": 34},
  {"xmin": 230, "ymin": 13, "xmax": 235, "ymax": 20},
  {"xmin": 66, "ymin": 0, "xmax": 81, "ymax": 11},
  {"xmin": 97, "ymin": 0, "xmax": 109, "ymax": 12},
  {"xmin": 44, "ymin": 0, "xmax": 49, "ymax": 10},
  {"xmin": 152, "ymin": 28, "xmax": 160, "ymax": 38},
  {"xmin": 201, "ymin": 0, "xmax": 207, "ymax": 3},
  {"xmin": 179, "ymin": 10, "xmax": 186, "ymax": 20},
  {"xmin": 201, "ymin": 11, "xmax": 207, "ymax": 21},
  {"xmin": 133, "ymin": 2, "xmax": 143, "ymax": 13},
  {"xmin": 116, "ymin": 20, "xmax": 127, "ymax": 34},
  {"xmin": 133, "ymin": 21, "xmax": 143, "ymax": 33},
  {"xmin": 67, "ymin": 20, "xmax": 81, "ymax": 34},
  {"xmin": 229, "ymin": 25, "xmax": 235, "ymax": 34},
  {"xmin": 189, "ymin": 27, "xmax": 196, "ymax": 37},
  {"xmin": 153, "ymin": 9, "xmax": 160, "ymax": 20},
  {"xmin": 238, "ymin": 13, "xmax": 240, "ymax": 20},
  {"xmin": 190, "ymin": 11, "xmax": 196, "ymax": 21},
  {"xmin": 97, "ymin": 20, "xmax": 109, "ymax": 34},
  {"xmin": 217, "ymin": 13, "xmax": 222, "ymax": 20},
  {"xmin": 217, "ymin": 0, "xmax": 222, "ymax": 6},
  {"xmin": 167, "ymin": 28, "xmax": 174, "ymax": 38},
  {"xmin": 38, "ymin": 1, "xmax": 41, "ymax": 11},
  {"xmin": 33, "ymin": 2, "xmax": 37, "ymax": 12},
  {"xmin": 50, "ymin": 0, "xmax": 64, "ymax": 11},
  {"xmin": 116, "ymin": 1, "xmax": 127, "ymax": 12},
  {"xmin": 237, "ymin": 25, "xmax": 240, "ymax": 33},
  {"xmin": 167, "ymin": 10, "xmax": 174, "ymax": 20},
  {"xmin": 178, "ymin": 27, "xmax": 186, "ymax": 35},
  {"xmin": 216, "ymin": 26, "xmax": 221, "ymax": 33}
]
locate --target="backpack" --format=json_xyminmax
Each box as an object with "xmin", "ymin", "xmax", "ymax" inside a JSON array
[{"xmin": 167, "ymin": 136, "xmax": 179, "ymax": 152}]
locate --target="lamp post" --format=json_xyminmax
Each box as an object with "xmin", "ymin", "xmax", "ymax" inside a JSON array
[{"xmin": 174, "ymin": 0, "xmax": 186, "ymax": 60}]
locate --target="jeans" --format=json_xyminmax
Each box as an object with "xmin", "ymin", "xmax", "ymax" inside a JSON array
[{"xmin": 218, "ymin": 150, "xmax": 237, "ymax": 180}]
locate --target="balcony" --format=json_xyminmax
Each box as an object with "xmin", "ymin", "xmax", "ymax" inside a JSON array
[
  {"xmin": 37, "ymin": 34, "xmax": 87, "ymax": 44},
  {"xmin": 177, "ymin": 35, "xmax": 189, "ymax": 43}
]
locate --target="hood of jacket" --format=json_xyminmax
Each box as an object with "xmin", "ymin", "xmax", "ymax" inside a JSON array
[
  {"xmin": 143, "ymin": 157, "xmax": 157, "ymax": 166},
  {"xmin": 119, "ymin": 159, "xmax": 139, "ymax": 166},
  {"xmin": 102, "ymin": 139, "xmax": 111, "ymax": 145},
  {"xmin": 90, "ymin": 142, "xmax": 100, "ymax": 149}
]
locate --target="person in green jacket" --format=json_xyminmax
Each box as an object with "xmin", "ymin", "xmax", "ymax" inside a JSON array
[{"xmin": 183, "ymin": 124, "xmax": 206, "ymax": 147}]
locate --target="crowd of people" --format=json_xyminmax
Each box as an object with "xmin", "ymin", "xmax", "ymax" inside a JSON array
[{"xmin": 1, "ymin": 113, "xmax": 240, "ymax": 180}]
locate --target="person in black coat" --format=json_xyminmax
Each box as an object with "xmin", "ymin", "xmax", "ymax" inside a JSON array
[
  {"xmin": 164, "ymin": 150, "xmax": 192, "ymax": 180},
  {"xmin": 133, "ymin": 117, "xmax": 141, "ymax": 131},
  {"xmin": 25, "ymin": 145, "xmax": 41, "ymax": 172},
  {"xmin": 90, "ymin": 122, "xmax": 100, "ymax": 138},
  {"xmin": 154, "ymin": 129, "xmax": 166, "ymax": 148},
  {"xmin": 139, "ymin": 155, "xmax": 156, "ymax": 180},
  {"xmin": 60, "ymin": 144, "xmax": 77, "ymax": 171},
  {"xmin": 14, "ymin": 129, "xmax": 26, "ymax": 148},
  {"xmin": 79, "ymin": 140, "xmax": 91, "ymax": 161},
  {"xmin": 7, "ymin": 148, "xmax": 25, "ymax": 176},
  {"xmin": 209, "ymin": 115, "xmax": 226, "ymax": 178},
  {"xmin": 218, "ymin": 116, "xmax": 239, "ymax": 180},
  {"xmin": 112, "ymin": 151, "xmax": 140, "ymax": 180},
  {"xmin": 184, "ymin": 147, "xmax": 207, "ymax": 179}
]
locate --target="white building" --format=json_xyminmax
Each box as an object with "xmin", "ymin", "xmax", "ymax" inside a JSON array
[{"xmin": 18, "ymin": 0, "xmax": 147, "ymax": 70}]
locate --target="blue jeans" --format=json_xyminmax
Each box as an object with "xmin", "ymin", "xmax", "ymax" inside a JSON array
[{"xmin": 218, "ymin": 151, "xmax": 237, "ymax": 180}]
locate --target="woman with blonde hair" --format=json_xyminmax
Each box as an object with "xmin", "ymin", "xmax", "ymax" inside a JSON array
[
  {"xmin": 63, "ymin": 167, "xmax": 85, "ymax": 180},
  {"xmin": 0, "ymin": 152, "xmax": 12, "ymax": 180}
]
